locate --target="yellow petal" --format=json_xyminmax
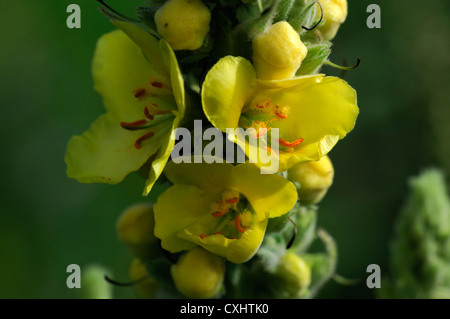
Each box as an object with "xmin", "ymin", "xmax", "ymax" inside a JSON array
[
  {"xmin": 65, "ymin": 113, "xmax": 160, "ymax": 184},
  {"xmin": 202, "ymin": 56, "xmax": 257, "ymax": 131},
  {"xmin": 112, "ymin": 20, "xmax": 169, "ymax": 77},
  {"xmin": 180, "ymin": 219, "xmax": 268, "ymax": 264},
  {"xmin": 160, "ymin": 40, "xmax": 186, "ymax": 120},
  {"xmin": 232, "ymin": 163, "xmax": 298, "ymax": 219},
  {"xmin": 154, "ymin": 184, "xmax": 215, "ymax": 252},
  {"xmin": 143, "ymin": 112, "xmax": 180, "ymax": 195},
  {"xmin": 92, "ymin": 29, "xmax": 172, "ymax": 121},
  {"xmin": 163, "ymin": 157, "xmax": 233, "ymax": 193}
]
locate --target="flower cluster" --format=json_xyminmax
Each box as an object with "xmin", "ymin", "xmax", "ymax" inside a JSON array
[{"xmin": 65, "ymin": 0, "xmax": 358, "ymax": 299}]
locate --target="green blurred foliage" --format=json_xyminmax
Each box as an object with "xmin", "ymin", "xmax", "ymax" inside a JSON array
[
  {"xmin": 380, "ymin": 169, "xmax": 450, "ymax": 299},
  {"xmin": 0, "ymin": 0, "xmax": 449, "ymax": 298}
]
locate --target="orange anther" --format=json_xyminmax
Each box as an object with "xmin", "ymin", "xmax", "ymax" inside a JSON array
[
  {"xmin": 275, "ymin": 112, "xmax": 288, "ymax": 119},
  {"xmin": 212, "ymin": 209, "xmax": 227, "ymax": 218},
  {"xmin": 235, "ymin": 215, "xmax": 248, "ymax": 233},
  {"xmin": 134, "ymin": 132, "xmax": 154, "ymax": 149},
  {"xmin": 278, "ymin": 137, "xmax": 304, "ymax": 148},
  {"xmin": 151, "ymin": 81, "xmax": 164, "ymax": 88},
  {"xmin": 133, "ymin": 88, "xmax": 147, "ymax": 99}
]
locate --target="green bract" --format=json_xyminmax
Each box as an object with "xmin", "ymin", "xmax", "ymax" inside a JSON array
[{"xmin": 65, "ymin": 21, "xmax": 187, "ymax": 195}]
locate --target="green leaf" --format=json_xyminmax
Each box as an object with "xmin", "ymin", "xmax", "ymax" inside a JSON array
[
  {"xmin": 296, "ymin": 41, "xmax": 332, "ymax": 75},
  {"xmin": 272, "ymin": 0, "xmax": 295, "ymax": 22},
  {"xmin": 288, "ymin": 0, "xmax": 317, "ymax": 34},
  {"xmin": 256, "ymin": 234, "xmax": 287, "ymax": 272},
  {"xmin": 136, "ymin": 5, "xmax": 159, "ymax": 30},
  {"xmin": 289, "ymin": 205, "xmax": 318, "ymax": 253}
]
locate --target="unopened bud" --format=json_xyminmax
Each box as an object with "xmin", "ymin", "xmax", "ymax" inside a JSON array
[
  {"xmin": 287, "ymin": 155, "xmax": 334, "ymax": 204},
  {"xmin": 171, "ymin": 247, "xmax": 225, "ymax": 299},
  {"xmin": 275, "ymin": 252, "xmax": 311, "ymax": 297},
  {"xmin": 129, "ymin": 258, "xmax": 158, "ymax": 299},
  {"xmin": 316, "ymin": 0, "xmax": 348, "ymax": 41},
  {"xmin": 252, "ymin": 21, "xmax": 307, "ymax": 80},
  {"xmin": 116, "ymin": 203, "xmax": 159, "ymax": 259},
  {"xmin": 155, "ymin": 0, "xmax": 211, "ymax": 50}
]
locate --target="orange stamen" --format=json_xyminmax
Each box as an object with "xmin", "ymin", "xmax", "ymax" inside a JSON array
[
  {"xmin": 134, "ymin": 132, "xmax": 154, "ymax": 149},
  {"xmin": 255, "ymin": 130, "xmax": 266, "ymax": 138},
  {"xmin": 279, "ymin": 137, "xmax": 304, "ymax": 148},
  {"xmin": 255, "ymin": 100, "xmax": 270, "ymax": 109},
  {"xmin": 120, "ymin": 119, "xmax": 147, "ymax": 129},
  {"xmin": 235, "ymin": 215, "xmax": 248, "ymax": 233},
  {"xmin": 144, "ymin": 106, "xmax": 155, "ymax": 120},
  {"xmin": 212, "ymin": 209, "xmax": 227, "ymax": 218},
  {"xmin": 144, "ymin": 104, "xmax": 173, "ymax": 121},
  {"xmin": 133, "ymin": 88, "xmax": 147, "ymax": 99},
  {"xmin": 151, "ymin": 81, "xmax": 164, "ymax": 88},
  {"xmin": 200, "ymin": 231, "xmax": 222, "ymax": 240},
  {"xmin": 275, "ymin": 112, "xmax": 288, "ymax": 119},
  {"xmin": 225, "ymin": 198, "xmax": 239, "ymax": 204}
]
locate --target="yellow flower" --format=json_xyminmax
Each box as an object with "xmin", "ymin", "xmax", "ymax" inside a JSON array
[
  {"xmin": 171, "ymin": 247, "xmax": 225, "ymax": 298},
  {"xmin": 202, "ymin": 56, "xmax": 358, "ymax": 172},
  {"xmin": 65, "ymin": 21, "xmax": 187, "ymax": 195},
  {"xmin": 252, "ymin": 21, "xmax": 308, "ymax": 80},
  {"xmin": 316, "ymin": 0, "xmax": 348, "ymax": 40},
  {"xmin": 154, "ymin": 157, "xmax": 298, "ymax": 263},
  {"xmin": 155, "ymin": 0, "xmax": 211, "ymax": 50}
]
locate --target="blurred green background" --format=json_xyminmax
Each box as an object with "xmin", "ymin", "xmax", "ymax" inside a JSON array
[{"xmin": 0, "ymin": 0, "xmax": 449, "ymax": 298}]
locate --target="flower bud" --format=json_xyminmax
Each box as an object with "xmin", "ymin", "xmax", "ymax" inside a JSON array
[
  {"xmin": 252, "ymin": 21, "xmax": 307, "ymax": 80},
  {"xmin": 316, "ymin": 0, "xmax": 348, "ymax": 41},
  {"xmin": 275, "ymin": 252, "xmax": 311, "ymax": 297},
  {"xmin": 287, "ymin": 155, "xmax": 334, "ymax": 204},
  {"xmin": 154, "ymin": 0, "xmax": 211, "ymax": 51},
  {"xmin": 129, "ymin": 258, "xmax": 158, "ymax": 299},
  {"xmin": 78, "ymin": 264, "xmax": 112, "ymax": 299},
  {"xmin": 171, "ymin": 247, "xmax": 225, "ymax": 299},
  {"xmin": 116, "ymin": 203, "xmax": 159, "ymax": 260}
]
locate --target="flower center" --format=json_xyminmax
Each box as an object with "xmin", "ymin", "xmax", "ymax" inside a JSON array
[
  {"xmin": 239, "ymin": 96, "xmax": 304, "ymax": 153},
  {"xmin": 199, "ymin": 190, "xmax": 255, "ymax": 240},
  {"xmin": 120, "ymin": 79, "xmax": 176, "ymax": 149}
]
